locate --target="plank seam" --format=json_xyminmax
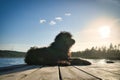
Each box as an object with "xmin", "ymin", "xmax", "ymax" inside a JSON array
[
  {"xmin": 73, "ymin": 66, "xmax": 102, "ymax": 80},
  {"xmin": 58, "ymin": 66, "xmax": 62, "ymax": 80}
]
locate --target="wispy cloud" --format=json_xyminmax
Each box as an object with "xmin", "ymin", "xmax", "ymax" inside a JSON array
[
  {"xmin": 65, "ymin": 13, "xmax": 71, "ymax": 16},
  {"xmin": 40, "ymin": 19, "xmax": 46, "ymax": 24},
  {"xmin": 49, "ymin": 20, "xmax": 56, "ymax": 25},
  {"xmin": 55, "ymin": 17, "xmax": 63, "ymax": 21}
]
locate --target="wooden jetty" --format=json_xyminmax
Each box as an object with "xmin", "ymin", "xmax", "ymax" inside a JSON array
[{"xmin": 0, "ymin": 62, "xmax": 120, "ymax": 80}]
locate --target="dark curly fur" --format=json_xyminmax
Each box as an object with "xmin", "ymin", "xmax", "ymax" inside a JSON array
[{"xmin": 25, "ymin": 31, "xmax": 75, "ymax": 65}]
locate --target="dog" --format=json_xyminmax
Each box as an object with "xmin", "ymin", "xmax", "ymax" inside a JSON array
[{"xmin": 25, "ymin": 31, "xmax": 75, "ymax": 65}]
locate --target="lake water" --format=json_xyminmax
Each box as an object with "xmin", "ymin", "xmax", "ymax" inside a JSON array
[{"xmin": 0, "ymin": 58, "xmax": 25, "ymax": 67}]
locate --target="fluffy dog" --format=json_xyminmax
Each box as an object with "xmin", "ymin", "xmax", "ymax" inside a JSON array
[{"xmin": 25, "ymin": 31, "xmax": 75, "ymax": 65}]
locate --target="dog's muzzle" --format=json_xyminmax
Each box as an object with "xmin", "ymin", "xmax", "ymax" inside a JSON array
[{"xmin": 71, "ymin": 39, "xmax": 75, "ymax": 45}]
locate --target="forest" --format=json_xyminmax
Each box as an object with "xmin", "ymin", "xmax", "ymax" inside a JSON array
[
  {"xmin": 72, "ymin": 43, "xmax": 120, "ymax": 60},
  {"xmin": 0, "ymin": 50, "xmax": 25, "ymax": 58}
]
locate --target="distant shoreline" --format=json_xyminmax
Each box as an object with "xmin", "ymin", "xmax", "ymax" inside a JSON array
[
  {"xmin": 0, "ymin": 50, "xmax": 26, "ymax": 58},
  {"xmin": 0, "ymin": 57, "xmax": 24, "ymax": 58}
]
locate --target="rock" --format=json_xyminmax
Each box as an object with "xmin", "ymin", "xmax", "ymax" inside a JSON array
[
  {"xmin": 106, "ymin": 60, "xmax": 114, "ymax": 63},
  {"xmin": 70, "ymin": 58, "xmax": 91, "ymax": 65}
]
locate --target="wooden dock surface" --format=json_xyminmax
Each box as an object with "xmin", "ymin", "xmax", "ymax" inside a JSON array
[{"xmin": 0, "ymin": 62, "xmax": 120, "ymax": 80}]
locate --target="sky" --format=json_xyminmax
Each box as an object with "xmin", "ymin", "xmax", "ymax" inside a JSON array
[{"xmin": 0, "ymin": 0, "xmax": 120, "ymax": 52}]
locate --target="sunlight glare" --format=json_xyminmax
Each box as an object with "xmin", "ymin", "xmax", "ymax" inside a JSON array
[{"xmin": 99, "ymin": 26, "xmax": 111, "ymax": 38}]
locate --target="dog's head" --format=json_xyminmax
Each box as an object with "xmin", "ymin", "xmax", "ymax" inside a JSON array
[{"xmin": 50, "ymin": 31, "xmax": 75, "ymax": 52}]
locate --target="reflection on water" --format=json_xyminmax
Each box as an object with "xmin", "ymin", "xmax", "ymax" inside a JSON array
[
  {"xmin": 97, "ymin": 59, "xmax": 106, "ymax": 64},
  {"xmin": 87, "ymin": 59, "xmax": 106, "ymax": 64}
]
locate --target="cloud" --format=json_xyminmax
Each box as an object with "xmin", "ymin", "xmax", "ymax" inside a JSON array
[
  {"xmin": 40, "ymin": 12, "xmax": 72, "ymax": 25},
  {"xmin": 49, "ymin": 20, "xmax": 56, "ymax": 25},
  {"xmin": 55, "ymin": 17, "xmax": 63, "ymax": 21},
  {"xmin": 40, "ymin": 19, "xmax": 46, "ymax": 24},
  {"xmin": 65, "ymin": 13, "xmax": 71, "ymax": 16}
]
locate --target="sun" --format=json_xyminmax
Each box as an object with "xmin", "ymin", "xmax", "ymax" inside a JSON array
[{"xmin": 99, "ymin": 25, "xmax": 111, "ymax": 38}]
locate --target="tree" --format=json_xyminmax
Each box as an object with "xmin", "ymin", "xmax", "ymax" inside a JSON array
[{"xmin": 109, "ymin": 43, "xmax": 113, "ymax": 50}]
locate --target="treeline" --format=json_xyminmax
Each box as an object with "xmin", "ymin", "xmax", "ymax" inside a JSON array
[
  {"xmin": 0, "ymin": 50, "xmax": 26, "ymax": 58},
  {"xmin": 72, "ymin": 44, "xmax": 120, "ymax": 60}
]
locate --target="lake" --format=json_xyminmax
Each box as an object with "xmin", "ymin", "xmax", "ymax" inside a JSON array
[{"xmin": 0, "ymin": 58, "xmax": 25, "ymax": 67}]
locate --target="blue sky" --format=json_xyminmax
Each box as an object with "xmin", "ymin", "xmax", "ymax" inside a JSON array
[{"xmin": 0, "ymin": 0, "xmax": 120, "ymax": 51}]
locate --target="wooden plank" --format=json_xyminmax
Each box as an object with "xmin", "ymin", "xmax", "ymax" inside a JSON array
[
  {"xmin": 59, "ymin": 66, "xmax": 101, "ymax": 80},
  {"xmin": 0, "ymin": 65, "xmax": 41, "ymax": 75},
  {"xmin": 75, "ymin": 66, "xmax": 120, "ymax": 80},
  {"xmin": 20, "ymin": 66, "xmax": 59, "ymax": 80},
  {"xmin": 98, "ymin": 68, "xmax": 120, "ymax": 75},
  {"xmin": 0, "ymin": 65, "xmax": 40, "ymax": 80}
]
